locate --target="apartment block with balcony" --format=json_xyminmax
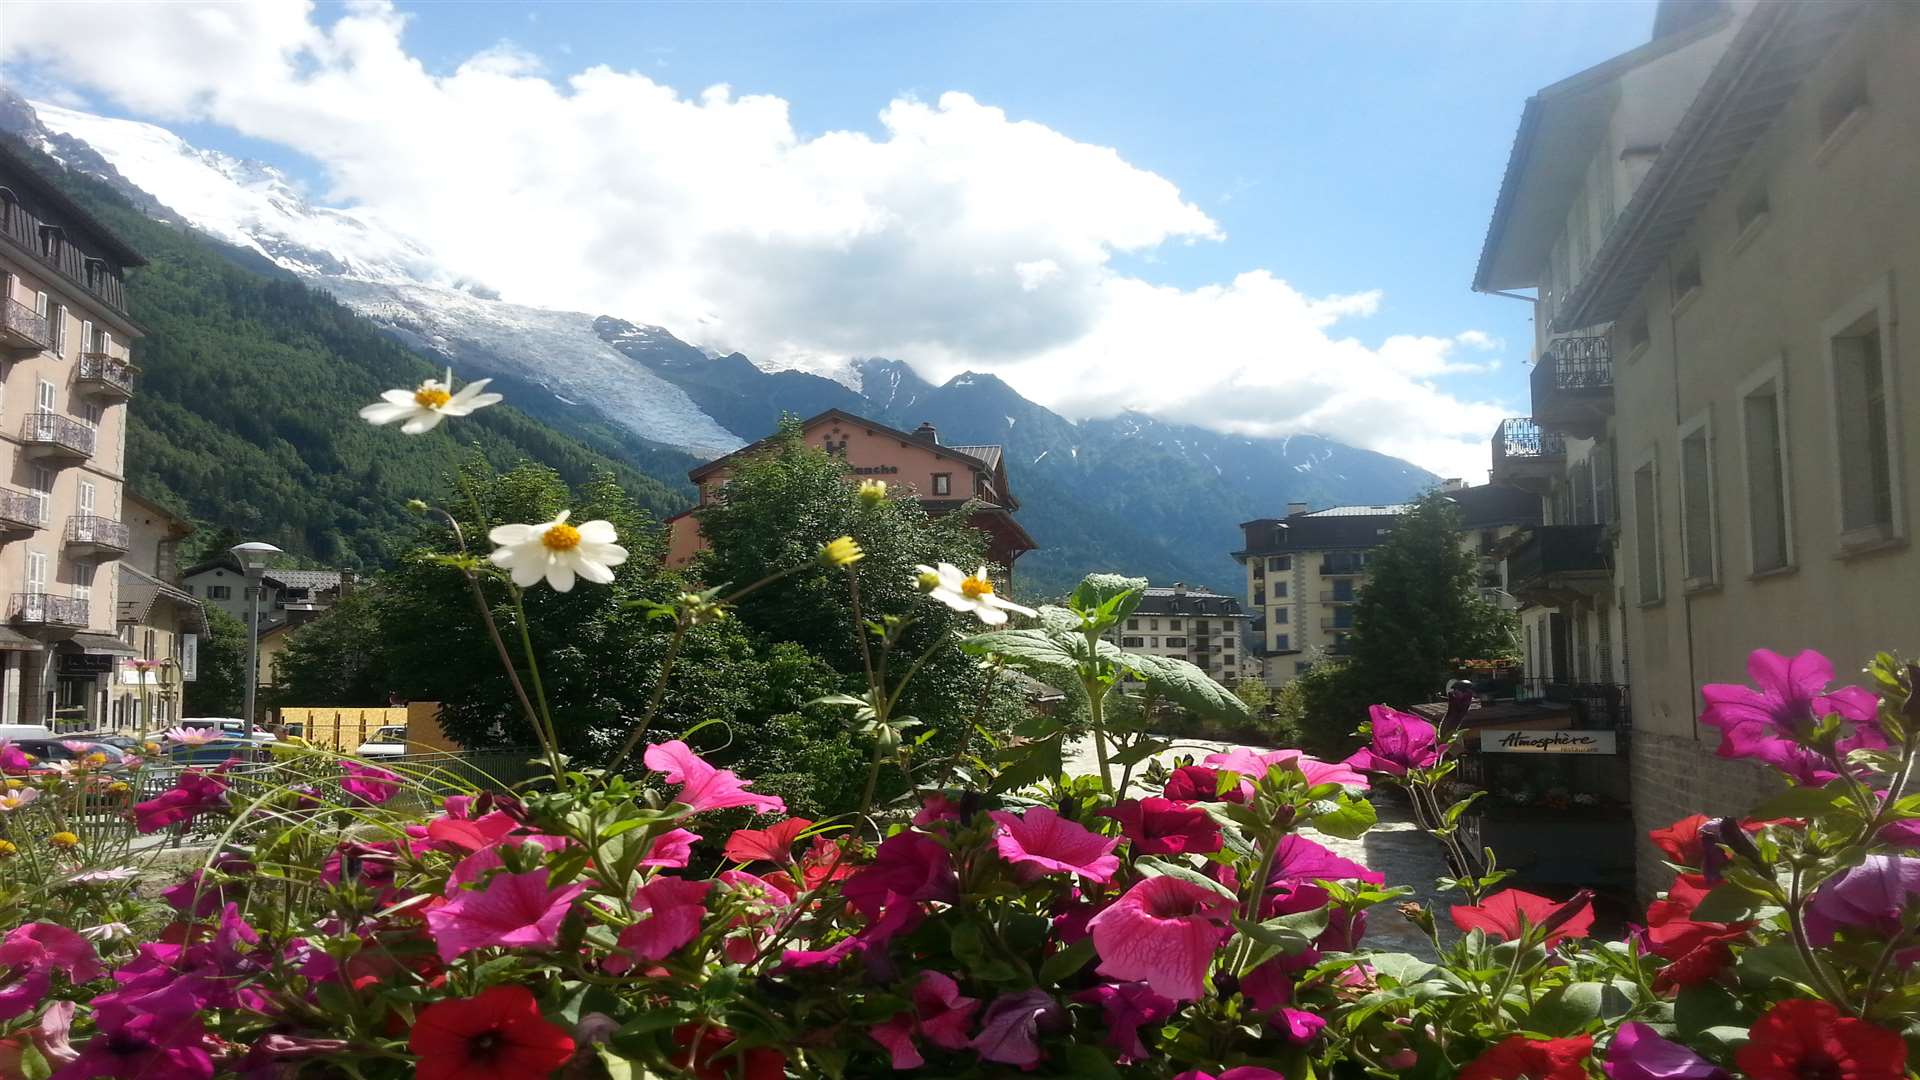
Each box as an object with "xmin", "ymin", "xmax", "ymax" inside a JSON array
[
  {"xmin": 0, "ymin": 141, "xmax": 145, "ymax": 729},
  {"xmin": 1110, "ymin": 584, "xmax": 1249, "ymax": 687},
  {"xmin": 1234, "ymin": 502, "xmax": 1406, "ymax": 688}
]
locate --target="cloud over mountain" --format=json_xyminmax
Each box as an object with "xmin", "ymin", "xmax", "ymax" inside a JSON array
[{"xmin": 1, "ymin": 0, "xmax": 1507, "ymax": 479}]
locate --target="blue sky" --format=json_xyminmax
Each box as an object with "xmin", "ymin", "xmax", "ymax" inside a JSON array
[{"xmin": 5, "ymin": 0, "xmax": 1660, "ymax": 477}]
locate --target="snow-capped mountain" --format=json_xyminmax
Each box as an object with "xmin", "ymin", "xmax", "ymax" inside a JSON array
[{"xmin": 3, "ymin": 91, "xmax": 1438, "ymax": 591}]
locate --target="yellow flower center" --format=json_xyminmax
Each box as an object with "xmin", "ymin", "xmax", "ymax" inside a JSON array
[
  {"xmin": 84, "ymin": 752, "xmax": 107, "ymax": 768},
  {"xmin": 414, "ymin": 385, "xmax": 453, "ymax": 409},
  {"xmin": 542, "ymin": 521, "xmax": 583, "ymax": 551},
  {"xmin": 961, "ymin": 574, "xmax": 995, "ymax": 599},
  {"xmin": 0, "ymin": 840, "xmax": 15, "ymax": 858},
  {"xmin": 50, "ymin": 831, "xmax": 79, "ymax": 848}
]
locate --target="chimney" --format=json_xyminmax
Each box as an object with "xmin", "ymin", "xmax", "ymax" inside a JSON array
[
  {"xmin": 1173, "ymin": 582, "xmax": 1187, "ymax": 595},
  {"xmin": 339, "ymin": 567, "xmax": 356, "ymax": 595},
  {"xmin": 1286, "ymin": 501, "xmax": 1309, "ymax": 517},
  {"xmin": 1440, "ymin": 477, "xmax": 1467, "ymax": 492},
  {"xmin": 913, "ymin": 421, "xmax": 939, "ymax": 445}
]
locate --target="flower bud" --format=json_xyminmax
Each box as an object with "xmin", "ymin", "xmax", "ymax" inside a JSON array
[
  {"xmin": 857, "ymin": 478, "xmax": 888, "ymax": 506},
  {"xmin": 1398, "ymin": 901, "xmax": 1437, "ymax": 937},
  {"xmin": 820, "ymin": 535, "xmax": 865, "ymax": 568},
  {"xmin": 406, "ymin": 498, "xmax": 430, "ymax": 513},
  {"xmin": 916, "ymin": 570, "xmax": 941, "ymax": 593}
]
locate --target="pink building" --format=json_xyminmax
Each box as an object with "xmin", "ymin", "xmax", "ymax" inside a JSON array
[{"xmin": 666, "ymin": 409, "xmax": 1037, "ymax": 589}]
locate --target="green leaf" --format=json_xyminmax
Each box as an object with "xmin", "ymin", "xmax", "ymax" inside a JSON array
[
  {"xmin": 596, "ymin": 1047, "xmax": 638, "ymax": 1080},
  {"xmin": 17, "ymin": 1044, "xmax": 50, "ymax": 1080},
  {"xmin": 1527, "ymin": 982, "xmax": 1609, "ymax": 1036},
  {"xmin": 1235, "ymin": 905, "xmax": 1331, "ymax": 952},
  {"xmin": 1116, "ymin": 651, "xmax": 1250, "ymax": 722},
  {"xmin": 991, "ymin": 734, "xmax": 1065, "ymax": 794},
  {"xmin": 1136, "ymin": 856, "xmax": 1238, "ymax": 899},
  {"xmin": 1689, "ymin": 884, "xmax": 1768, "ymax": 923},
  {"xmin": 1072, "ymin": 573, "xmax": 1149, "ymax": 624},
  {"xmin": 1735, "ymin": 942, "xmax": 1813, "ymax": 987},
  {"xmin": 1038, "ymin": 936, "xmax": 1098, "ymax": 984},
  {"xmin": 1037, "ymin": 605, "xmax": 1085, "ymax": 635},
  {"xmin": 961, "ymin": 628, "xmax": 1083, "ymax": 689},
  {"xmin": 1747, "ymin": 781, "xmax": 1851, "ymax": 820},
  {"xmin": 1366, "ymin": 952, "xmax": 1436, "ymax": 985},
  {"xmin": 1110, "ymin": 737, "xmax": 1175, "ymax": 768},
  {"xmin": 1309, "ymin": 793, "xmax": 1377, "ymax": 840},
  {"xmin": 1060, "ymin": 1044, "xmax": 1125, "ymax": 1080},
  {"xmin": 1674, "ymin": 981, "xmax": 1748, "ymax": 1040}
]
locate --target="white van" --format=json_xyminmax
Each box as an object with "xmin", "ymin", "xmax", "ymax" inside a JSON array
[{"xmin": 0, "ymin": 724, "xmax": 55, "ymax": 742}]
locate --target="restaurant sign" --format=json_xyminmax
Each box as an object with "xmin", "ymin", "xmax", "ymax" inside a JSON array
[{"xmin": 1482, "ymin": 729, "xmax": 1617, "ymax": 755}]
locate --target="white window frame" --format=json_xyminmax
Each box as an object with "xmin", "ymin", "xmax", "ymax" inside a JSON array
[
  {"xmin": 30, "ymin": 466, "xmax": 52, "ymax": 526},
  {"xmin": 1632, "ymin": 448, "xmax": 1664, "ymax": 606},
  {"xmin": 1736, "ymin": 355, "xmax": 1795, "ymax": 576},
  {"xmin": 1677, "ymin": 408, "xmax": 1718, "ymax": 590},
  {"xmin": 1821, "ymin": 273, "xmax": 1904, "ymax": 550},
  {"xmin": 36, "ymin": 378, "xmax": 55, "ymax": 414},
  {"xmin": 24, "ymin": 550, "xmax": 46, "ymax": 596}
]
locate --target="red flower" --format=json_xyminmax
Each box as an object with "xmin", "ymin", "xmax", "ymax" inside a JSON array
[
  {"xmin": 409, "ymin": 985, "xmax": 576, "ymax": 1080},
  {"xmin": 1461, "ymin": 1035, "xmax": 1593, "ymax": 1080},
  {"xmin": 1098, "ymin": 798, "xmax": 1223, "ymax": 856},
  {"xmin": 671, "ymin": 1025, "xmax": 787, "ymax": 1080},
  {"xmin": 1450, "ymin": 888, "xmax": 1593, "ymax": 946},
  {"xmin": 1644, "ymin": 874, "xmax": 1751, "ymax": 992},
  {"xmin": 1735, "ymin": 1000, "xmax": 1907, "ymax": 1080},
  {"xmin": 1649, "ymin": 814, "xmax": 1787, "ymax": 867},
  {"xmin": 1163, "ymin": 765, "xmax": 1241, "ymax": 803},
  {"xmin": 723, "ymin": 818, "xmax": 813, "ymax": 864}
]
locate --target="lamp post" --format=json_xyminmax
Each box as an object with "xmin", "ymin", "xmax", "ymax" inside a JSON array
[{"xmin": 230, "ymin": 541, "xmax": 282, "ymax": 739}]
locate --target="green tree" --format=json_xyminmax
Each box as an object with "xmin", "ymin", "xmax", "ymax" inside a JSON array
[
  {"xmin": 268, "ymin": 585, "xmax": 393, "ymax": 708},
  {"xmin": 184, "ymin": 608, "xmax": 249, "ymax": 717}
]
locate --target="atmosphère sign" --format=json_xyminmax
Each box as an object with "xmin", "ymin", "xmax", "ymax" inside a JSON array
[{"xmin": 1481, "ymin": 729, "xmax": 1617, "ymax": 755}]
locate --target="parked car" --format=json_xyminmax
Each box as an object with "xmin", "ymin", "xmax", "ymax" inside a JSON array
[
  {"xmin": 182, "ymin": 718, "xmax": 279, "ymax": 744},
  {"xmin": 0, "ymin": 724, "xmax": 56, "ymax": 743},
  {"xmin": 9, "ymin": 738, "xmax": 137, "ymax": 771},
  {"xmin": 355, "ymin": 726, "xmax": 409, "ymax": 759}
]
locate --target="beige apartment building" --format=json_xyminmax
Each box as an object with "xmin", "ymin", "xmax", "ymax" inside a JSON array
[
  {"xmin": 114, "ymin": 493, "xmax": 205, "ymax": 729},
  {"xmin": 0, "ymin": 141, "xmax": 143, "ymax": 730},
  {"xmin": 1235, "ymin": 503, "xmax": 1404, "ymax": 687},
  {"xmin": 1112, "ymin": 584, "xmax": 1249, "ymax": 686},
  {"xmin": 1478, "ymin": 0, "xmax": 1919, "ymax": 889}
]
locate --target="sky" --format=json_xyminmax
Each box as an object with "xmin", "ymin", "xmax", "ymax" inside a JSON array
[{"xmin": 0, "ymin": 0, "xmax": 1659, "ymax": 480}]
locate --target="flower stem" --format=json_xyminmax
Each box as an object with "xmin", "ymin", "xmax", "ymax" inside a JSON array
[
  {"xmin": 603, "ymin": 620, "xmax": 689, "ymax": 775},
  {"xmin": 505, "ymin": 586, "xmax": 566, "ymax": 782}
]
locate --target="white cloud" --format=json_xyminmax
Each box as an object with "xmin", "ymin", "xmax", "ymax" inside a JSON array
[{"xmin": 0, "ymin": 0, "xmax": 1506, "ymax": 479}]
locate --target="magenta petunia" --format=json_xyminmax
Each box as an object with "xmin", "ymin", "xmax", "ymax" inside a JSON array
[
  {"xmin": 0, "ymin": 925, "xmax": 103, "ymax": 1021},
  {"xmin": 1204, "ymin": 747, "xmax": 1370, "ymax": 794},
  {"xmin": 609, "ymin": 877, "xmax": 711, "ymax": 970},
  {"xmin": 1099, "ymin": 798, "xmax": 1223, "ymax": 856},
  {"xmin": 1172, "ymin": 1069, "xmax": 1289, "ymax": 1080},
  {"xmin": 639, "ymin": 828, "xmax": 700, "ymax": 869},
  {"xmin": 1073, "ymin": 981, "xmax": 1176, "ymax": 1062},
  {"xmin": 1805, "ymin": 855, "xmax": 1920, "ymax": 947},
  {"xmin": 912, "ymin": 971, "xmax": 980, "ymax": 1050},
  {"xmin": 1268, "ymin": 834, "xmax": 1384, "ymax": 887},
  {"xmin": 1603, "ymin": 1022, "xmax": 1731, "ymax": 1080},
  {"xmin": 1087, "ymin": 875, "xmax": 1236, "ymax": 1001},
  {"xmin": 841, "ymin": 832, "xmax": 958, "ymax": 917},
  {"xmin": 1164, "ymin": 764, "xmax": 1242, "ymax": 803},
  {"xmin": 132, "ymin": 769, "xmax": 229, "ymax": 833},
  {"xmin": 50, "ymin": 1009, "xmax": 213, "ymax": 1080},
  {"xmin": 338, "ymin": 760, "xmax": 401, "ymax": 804},
  {"xmin": 1344, "ymin": 704, "xmax": 1441, "ymax": 777},
  {"xmin": 968, "ymin": 990, "xmax": 1064, "ymax": 1067},
  {"xmin": 1700, "ymin": 649, "xmax": 1883, "ymax": 770},
  {"xmin": 425, "ymin": 867, "xmax": 584, "ymax": 962},
  {"xmin": 643, "ymin": 740, "xmax": 785, "ymax": 815},
  {"xmin": 989, "ymin": 806, "xmax": 1121, "ymax": 883},
  {"xmin": 869, "ymin": 1014, "xmax": 922, "ymax": 1069}
]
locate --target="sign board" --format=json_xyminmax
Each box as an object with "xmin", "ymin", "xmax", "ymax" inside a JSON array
[
  {"xmin": 58, "ymin": 653, "xmax": 115, "ymax": 676},
  {"xmin": 1482, "ymin": 729, "xmax": 1617, "ymax": 755},
  {"xmin": 181, "ymin": 634, "xmax": 199, "ymax": 682},
  {"xmin": 120, "ymin": 662, "xmax": 161, "ymax": 686}
]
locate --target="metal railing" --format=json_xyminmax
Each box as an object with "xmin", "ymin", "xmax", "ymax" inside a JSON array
[
  {"xmin": 66, "ymin": 514, "xmax": 128, "ymax": 551},
  {"xmin": 22, "ymin": 410, "xmax": 95, "ymax": 456},
  {"xmin": 1319, "ymin": 590, "xmax": 1356, "ymax": 604},
  {"xmin": 1532, "ymin": 333, "xmax": 1613, "ymax": 414},
  {"xmin": 1505, "ymin": 524, "xmax": 1610, "ymax": 585},
  {"xmin": 1492, "ymin": 417, "xmax": 1567, "ymax": 462},
  {"xmin": 1510, "ymin": 677, "xmax": 1632, "ymax": 731},
  {"xmin": 1319, "ymin": 560, "xmax": 1366, "ymax": 576},
  {"xmin": 0, "ymin": 297, "xmax": 50, "ymax": 350},
  {"xmin": 11, "ymin": 591, "xmax": 87, "ymax": 626},
  {"xmin": 0, "ymin": 488, "xmax": 44, "ymax": 530},
  {"xmin": 77, "ymin": 352, "xmax": 136, "ymax": 396}
]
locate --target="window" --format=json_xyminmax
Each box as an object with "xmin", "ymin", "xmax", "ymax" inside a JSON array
[
  {"xmin": 208, "ymin": 585, "xmax": 232, "ymax": 600},
  {"xmin": 1671, "ymin": 256, "xmax": 1702, "ymax": 310},
  {"xmin": 1295, "ymin": 661, "xmax": 1311, "ymax": 674},
  {"xmin": 1125, "ymin": 619, "xmax": 1139, "ymax": 631},
  {"xmin": 79, "ymin": 402, "xmax": 101, "ymax": 431},
  {"xmin": 1739, "ymin": 360, "xmax": 1793, "ymax": 574},
  {"xmin": 1166, "ymin": 619, "xmax": 1182, "ymax": 630},
  {"xmin": 1273, "ymin": 581, "xmax": 1287, "ymax": 598},
  {"xmin": 1266, "ymin": 556, "xmax": 1289, "ymax": 572},
  {"xmin": 184, "ymin": 584, "xmax": 196, "ymax": 596},
  {"xmin": 46, "ymin": 303, "xmax": 64, "ymax": 354},
  {"xmin": 1733, "ymin": 187, "xmax": 1771, "ymax": 251},
  {"xmin": 1633, "ymin": 455, "xmax": 1663, "ymax": 604},
  {"xmin": 1332, "ymin": 579, "xmax": 1355, "ymax": 601},
  {"xmin": 1678, "ymin": 412, "xmax": 1717, "ymax": 587},
  {"xmin": 1824, "ymin": 278, "xmax": 1901, "ymax": 545},
  {"xmin": 1148, "ymin": 637, "xmax": 1159, "ymax": 649},
  {"xmin": 1149, "ymin": 619, "xmax": 1159, "ymax": 631},
  {"xmin": 30, "ymin": 466, "xmax": 51, "ymax": 524},
  {"xmin": 1166, "ymin": 637, "xmax": 1186, "ymax": 648},
  {"xmin": 1274, "ymin": 607, "xmax": 1289, "ymax": 625},
  {"xmin": 931, "ymin": 473, "xmax": 951, "ymax": 496},
  {"xmin": 1253, "ymin": 590, "xmax": 1265, "ymax": 606},
  {"xmin": 1624, "ymin": 316, "xmax": 1651, "ymax": 362},
  {"xmin": 36, "ymin": 378, "xmax": 55, "ymax": 415},
  {"xmin": 25, "ymin": 551, "xmax": 46, "ymax": 601},
  {"xmin": 1273, "ymin": 634, "xmax": 1290, "ymax": 652},
  {"xmin": 78, "ymin": 480, "xmax": 96, "ymax": 521},
  {"xmin": 1121, "ymin": 637, "xmax": 1144, "ymax": 648}
]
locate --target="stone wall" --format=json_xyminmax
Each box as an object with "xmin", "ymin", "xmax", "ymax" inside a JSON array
[{"xmin": 1628, "ymin": 728, "xmax": 1782, "ymax": 902}]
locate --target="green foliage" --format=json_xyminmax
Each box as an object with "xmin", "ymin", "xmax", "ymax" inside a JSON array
[
  {"xmin": 182, "ymin": 607, "xmax": 248, "ymax": 717},
  {"xmin": 268, "ymin": 585, "xmax": 393, "ymax": 708},
  {"xmin": 1293, "ymin": 660, "xmax": 1372, "ymax": 756}
]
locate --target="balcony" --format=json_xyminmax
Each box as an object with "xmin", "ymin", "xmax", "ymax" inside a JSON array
[
  {"xmin": 1319, "ymin": 560, "xmax": 1366, "ymax": 577},
  {"xmin": 1320, "ymin": 615, "xmax": 1356, "ymax": 632},
  {"xmin": 65, "ymin": 515, "xmax": 128, "ymax": 560},
  {"xmin": 1513, "ymin": 677, "xmax": 1632, "ymax": 731},
  {"xmin": 21, "ymin": 411, "xmax": 94, "ymax": 463},
  {"xmin": 11, "ymin": 592, "xmax": 87, "ymax": 630},
  {"xmin": 75, "ymin": 352, "xmax": 136, "ymax": 402},
  {"xmin": 0, "ymin": 489, "xmax": 43, "ymax": 539},
  {"xmin": 1490, "ymin": 418, "xmax": 1567, "ymax": 491},
  {"xmin": 0, "ymin": 298, "xmax": 50, "ymax": 357},
  {"xmin": 1504, "ymin": 524, "xmax": 1612, "ymax": 606},
  {"xmin": 1319, "ymin": 590, "xmax": 1356, "ymax": 604},
  {"xmin": 1531, "ymin": 334, "xmax": 1613, "ymax": 438}
]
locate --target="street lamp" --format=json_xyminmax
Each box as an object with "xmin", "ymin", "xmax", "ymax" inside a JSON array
[{"xmin": 231, "ymin": 541, "xmax": 282, "ymax": 739}]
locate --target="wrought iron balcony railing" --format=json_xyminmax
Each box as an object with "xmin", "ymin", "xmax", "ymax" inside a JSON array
[
  {"xmin": 0, "ymin": 489, "xmax": 44, "ymax": 532},
  {"xmin": 1541, "ymin": 333, "xmax": 1614, "ymax": 391},
  {"xmin": 21, "ymin": 411, "xmax": 94, "ymax": 458},
  {"xmin": 11, "ymin": 592, "xmax": 87, "ymax": 628},
  {"xmin": 65, "ymin": 514, "xmax": 129, "ymax": 555},
  {"xmin": 1530, "ymin": 333, "xmax": 1615, "ymax": 436},
  {"xmin": 0, "ymin": 298, "xmax": 51, "ymax": 354},
  {"xmin": 1504, "ymin": 524, "xmax": 1611, "ymax": 592},
  {"xmin": 1492, "ymin": 417, "xmax": 1567, "ymax": 462},
  {"xmin": 76, "ymin": 352, "xmax": 136, "ymax": 400}
]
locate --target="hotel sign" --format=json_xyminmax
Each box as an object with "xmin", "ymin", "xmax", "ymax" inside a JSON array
[
  {"xmin": 1482, "ymin": 729, "xmax": 1617, "ymax": 755},
  {"xmin": 852, "ymin": 465, "xmax": 899, "ymax": 476}
]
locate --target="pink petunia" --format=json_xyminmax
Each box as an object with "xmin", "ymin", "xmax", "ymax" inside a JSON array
[
  {"xmin": 1163, "ymin": 764, "xmax": 1243, "ymax": 803},
  {"xmin": 723, "ymin": 818, "xmax": 812, "ymax": 864},
  {"xmin": 643, "ymin": 740, "xmax": 785, "ymax": 815},
  {"xmin": 0, "ymin": 924, "xmax": 104, "ymax": 1021},
  {"xmin": 420, "ymin": 811, "xmax": 519, "ymax": 855},
  {"xmin": 841, "ymin": 833, "xmax": 957, "ymax": 917},
  {"xmin": 1700, "ymin": 649, "xmax": 1884, "ymax": 773},
  {"xmin": 988, "ymin": 806, "xmax": 1121, "ymax": 883},
  {"xmin": 609, "ymin": 877, "xmax": 711, "ymax": 970},
  {"xmin": 425, "ymin": 867, "xmax": 584, "ymax": 962},
  {"xmin": 1344, "ymin": 705, "xmax": 1441, "ymax": 777},
  {"xmin": 339, "ymin": 761, "xmax": 401, "ymax": 804},
  {"xmin": 1073, "ymin": 982, "xmax": 1176, "ymax": 1062},
  {"xmin": 1267, "ymin": 834, "xmax": 1384, "ymax": 888},
  {"xmin": 1099, "ymin": 798, "xmax": 1223, "ymax": 856},
  {"xmin": 1087, "ymin": 875, "xmax": 1235, "ymax": 1001},
  {"xmin": 132, "ymin": 769, "xmax": 229, "ymax": 833},
  {"xmin": 1204, "ymin": 748, "xmax": 1370, "ymax": 795},
  {"xmin": 869, "ymin": 1014, "xmax": 922, "ymax": 1069},
  {"xmin": 1172, "ymin": 1068, "xmax": 1290, "ymax": 1080},
  {"xmin": 912, "ymin": 971, "xmax": 980, "ymax": 1050},
  {"xmin": 969, "ymin": 990, "xmax": 1064, "ymax": 1067},
  {"xmin": 639, "ymin": 828, "xmax": 700, "ymax": 869}
]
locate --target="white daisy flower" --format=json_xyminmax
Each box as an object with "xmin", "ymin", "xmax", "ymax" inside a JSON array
[
  {"xmin": 914, "ymin": 563, "xmax": 1035, "ymax": 626},
  {"xmin": 82, "ymin": 922, "xmax": 132, "ymax": 941},
  {"xmin": 0, "ymin": 786, "xmax": 38, "ymax": 811},
  {"xmin": 69, "ymin": 867, "xmax": 139, "ymax": 884},
  {"xmin": 162, "ymin": 726, "xmax": 220, "ymax": 747},
  {"xmin": 488, "ymin": 510, "xmax": 629, "ymax": 592},
  {"xmin": 359, "ymin": 367, "xmax": 503, "ymax": 434}
]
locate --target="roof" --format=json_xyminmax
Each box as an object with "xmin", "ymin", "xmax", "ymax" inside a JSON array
[
  {"xmin": 946, "ymin": 444, "xmax": 1004, "ymax": 472},
  {"xmin": 1304, "ymin": 504, "xmax": 1412, "ymax": 518},
  {"xmin": 687, "ymin": 408, "xmax": 989, "ymax": 482},
  {"xmin": 1131, "ymin": 587, "xmax": 1248, "ymax": 619},
  {"xmin": 0, "ymin": 138, "xmax": 147, "ymax": 267},
  {"xmin": 1448, "ymin": 484, "xmax": 1544, "ymax": 530},
  {"xmin": 122, "ymin": 492, "xmax": 195, "ymax": 537},
  {"xmin": 117, "ymin": 563, "xmax": 207, "ymax": 635},
  {"xmin": 1237, "ymin": 510, "xmax": 1404, "ymax": 556},
  {"xmin": 0, "ymin": 627, "xmax": 42, "ymax": 652},
  {"xmin": 1472, "ymin": 10, "xmax": 1735, "ymax": 292},
  {"xmin": 265, "ymin": 569, "xmax": 343, "ymax": 592},
  {"xmin": 1554, "ymin": 0, "xmax": 1865, "ymax": 330}
]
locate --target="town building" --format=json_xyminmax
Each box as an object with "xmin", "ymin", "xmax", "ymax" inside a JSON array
[
  {"xmin": 1476, "ymin": 0, "xmax": 1918, "ymax": 890},
  {"xmin": 1111, "ymin": 584, "xmax": 1249, "ymax": 686},
  {"xmin": 665, "ymin": 409, "xmax": 1037, "ymax": 587},
  {"xmin": 181, "ymin": 557, "xmax": 348, "ymax": 692},
  {"xmin": 1235, "ymin": 503, "xmax": 1406, "ymax": 687},
  {"xmin": 0, "ymin": 140, "xmax": 145, "ymax": 730},
  {"xmin": 112, "ymin": 493, "xmax": 204, "ymax": 729}
]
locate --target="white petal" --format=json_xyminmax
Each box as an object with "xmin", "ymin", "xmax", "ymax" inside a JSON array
[
  {"xmin": 552, "ymin": 510, "xmax": 572, "ymax": 525},
  {"xmin": 930, "ymin": 589, "xmax": 975, "ymax": 613},
  {"xmin": 546, "ymin": 561, "xmax": 577, "ymax": 592},
  {"xmin": 488, "ymin": 547, "xmax": 517, "ymax": 567},
  {"xmin": 359, "ymin": 401, "xmax": 414, "ymax": 425},
  {"xmin": 400, "ymin": 411, "xmax": 446, "ymax": 434},
  {"xmin": 988, "ymin": 596, "xmax": 1038, "ymax": 618},
  {"xmin": 577, "ymin": 519, "xmax": 618, "ymax": 545},
  {"xmin": 575, "ymin": 559, "xmax": 616, "ymax": 585},
  {"xmin": 510, "ymin": 560, "xmax": 545, "ymax": 588},
  {"xmin": 972, "ymin": 606, "xmax": 1009, "ymax": 626},
  {"xmin": 380, "ymin": 388, "xmax": 416, "ymax": 405},
  {"xmin": 584, "ymin": 542, "xmax": 628, "ymax": 567},
  {"xmin": 490, "ymin": 523, "xmax": 535, "ymax": 545}
]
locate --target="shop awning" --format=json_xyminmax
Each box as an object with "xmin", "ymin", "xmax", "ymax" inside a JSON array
[
  {"xmin": 66, "ymin": 633, "xmax": 137, "ymax": 656},
  {"xmin": 0, "ymin": 627, "xmax": 43, "ymax": 652}
]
